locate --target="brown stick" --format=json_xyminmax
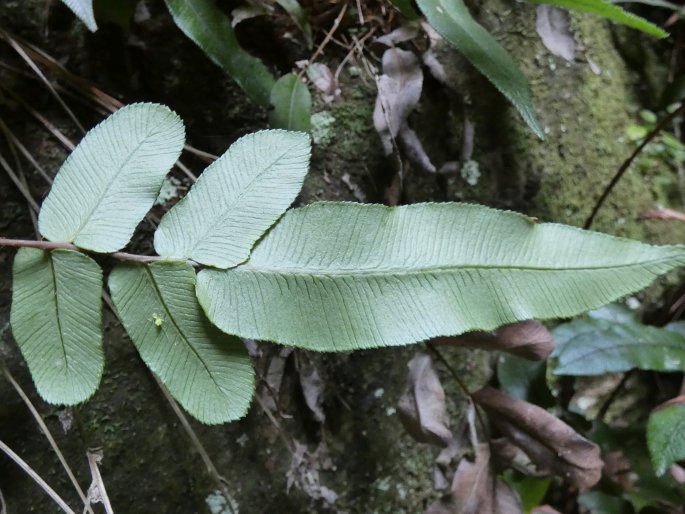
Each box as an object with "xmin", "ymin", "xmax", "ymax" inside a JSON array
[{"xmin": 584, "ymin": 103, "xmax": 685, "ymax": 229}]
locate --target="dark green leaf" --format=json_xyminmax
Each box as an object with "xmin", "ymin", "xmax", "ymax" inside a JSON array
[
  {"xmin": 498, "ymin": 354, "xmax": 553, "ymax": 407},
  {"xmin": 269, "ymin": 73, "xmax": 312, "ymax": 132},
  {"xmin": 416, "ymin": 0, "xmax": 543, "ymax": 138},
  {"xmin": 164, "ymin": 0, "xmax": 276, "ymax": 106},
  {"xmin": 275, "ymin": 0, "xmax": 313, "ymax": 47},
  {"xmin": 578, "ymin": 491, "xmax": 632, "ymax": 514},
  {"xmin": 389, "ymin": 0, "xmax": 420, "ymax": 19},
  {"xmin": 552, "ymin": 312, "xmax": 685, "ymax": 376},
  {"xmin": 647, "ymin": 396, "xmax": 685, "ymax": 476}
]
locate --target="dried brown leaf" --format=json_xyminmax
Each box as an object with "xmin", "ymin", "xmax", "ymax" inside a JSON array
[
  {"xmin": 536, "ymin": 6, "xmax": 576, "ymax": 62},
  {"xmin": 306, "ymin": 63, "xmax": 340, "ymax": 103},
  {"xmin": 398, "ymin": 126, "xmax": 436, "ymax": 173},
  {"xmin": 373, "ymin": 48, "xmax": 423, "ymax": 155},
  {"xmin": 432, "ymin": 320, "xmax": 554, "ymax": 360},
  {"xmin": 296, "ymin": 355, "xmax": 325, "ymax": 423},
  {"xmin": 375, "ymin": 25, "xmax": 421, "ymax": 48},
  {"xmin": 531, "ymin": 506, "xmax": 563, "ymax": 514},
  {"xmin": 286, "ymin": 441, "xmax": 338, "ymax": 505},
  {"xmin": 426, "ymin": 444, "xmax": 522, "ymax": 514},
  {"xmin": 603, "ymin": 450, "xmax": 633, "ymax": 489},
  {"xmin": 670, "ymin": 463, "xmax": 685, "ymax": 484},
  {"xmin": 639, "ymin": 207, "xmax": 685, "ymax": 223},
  {"xmin": 473, "ymin": 387, "xmax": 603, "ymax": 489},
  {"xmin": 398, "ymin": 353, "xmax": 454, "ymax": 447}
]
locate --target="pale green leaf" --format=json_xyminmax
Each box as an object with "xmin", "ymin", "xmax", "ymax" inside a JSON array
[
  {"xmin": 164, "ymin": 0, "xmax": 276, "ymax": 107},
  {"xmin": 552, "ymin": 313, "xmax": 685, "ymax": 375},
  {"xmin": 416, "ymin": 0, "xmax": 543, "ymax": 139},
  {"xmin": 154, "ymin": 130, "xmax": 311, "ymax": 268},
  {"xmin": 108, "ymin": 261, "xmax": 254, "ymax": 424},
  {"xmin": 647, "ymin": 396, "xmax": 685, "ymax": 476},
  {"xmin": 61, "ymin": 0, "xmax": 97, "ymax": 31},
  {"xmin": 196, "ymin": 202, "xmax": 685, "ymax": 351},
  {"xmin": 531, "ymin": 0, "xmax": 668, "ymax": 38},
  {"xmin": 269, "ymin": 73, "xmax": 312, "ymax": 132},
  {"xmin": 38, "ymin": 103, "xmax": 185, "ymax": 253},
  {"xmin": 10, "ymin": 248, "xmax": 103, "ymax": 405}
]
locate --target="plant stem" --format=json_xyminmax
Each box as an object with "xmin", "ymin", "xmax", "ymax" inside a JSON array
[
  {"xmin": 584, "ymin": 102, "xmax": 685, "ymax": 230},
  {"xmin": 2, "ymin": 367, "xmax": 95, "ymax": 514},
  {"xmin": 0, "ymin": 439, "xmax": 77, "ymax": 514},
  {"xmin": 0, "ymin": 237, "xmax": 195, "ymax": 265}
]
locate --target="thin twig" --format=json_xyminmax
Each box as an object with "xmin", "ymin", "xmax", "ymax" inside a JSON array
[
  {"xmin": 0, "ymin": 116, "xmax": 52, "ymax": 183},
  {"xmin": 0, "ymin": 486, "xmax": 6, "ymax": 514},
  {"xmin": 1, "ymin": 29, "xmax": 85, "ymax": 133},
  {"xmin": 175, "ymin": 160, "xmax": 198, "ymax": 182},
  {"xmin": 85, "ymin": 449, "xmax": 114, "ymax": 514},
  {"xmin": 2, "ymin": 368, "xmax": 94, "ymax": 514},
  {"xmin": 0, "ymin": 238, "xmax": 198, "ymax": 265},
  {"xmin": 596, "ymin": 370, "xmax": 635, "ymax": 422},
  {"xmin": 153, "ymin": 378, "xmax": 237, "ymax": 514},
  {"xmin": 0, "ymin": 439, "xmax": 77, "ymax": 514},
  {"xmin": 333, "ymin": 26, "xmax": 377, "ymax": 83},
  {"xmin": 0, "ymin": 152, "xmax": 40, "ymax": 212},
  {"xmin": 425, "ymin": 343, "xmax": 488, "ymax": 435},
  {"xmin": 584, "ymin": 103, "xmax": 685, "ymax": 229},
  {"xmin": 0, "ymin": 83, "xmax": 76, "ymax": 150},
  {"xmin": 183, "ymin": 144, "xmax": 218, "ymax": 163},
  {"xmin": 299, "ymin": 2, "xmax": 349, "ymax": 79},
  {"xmin": 253, "ymin": 392, "xmax": 296, "ymax": 455}
]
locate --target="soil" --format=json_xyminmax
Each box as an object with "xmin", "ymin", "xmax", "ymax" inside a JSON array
[{"xmin": 0, "ymin": 1, "xmax": 683, "ymax": 513}]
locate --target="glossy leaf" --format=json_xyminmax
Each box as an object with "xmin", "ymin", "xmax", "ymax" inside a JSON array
[
  {"xmin": 61, "ymin": 0, "xmax": 97, "ymax": 31},
  {"xmin": 38, "ymin": 103, "xmax": 184, "ymax": 253},
  {"xmin": 552, "ymin": 312, "xmax": 685, "ymax": 376},
  {"xmin": 647, "ymin": 396, "xmax": 685, "ymax": 476},
  {"xmin": 531, "ymin": 0, "xmax": 668, "ymax": 38},
  {"xmin": 197, "ymin": 202, "xmax": 685, "ymax": 351},
  {"xmin": 269, "ymin": 73, "xmax": 312, "ymax": 131},
  {"xmin": 154, "ymin": 130, "xmax": 311, "ymax": 268},
  {"xmin": 164, "ymin": 0, "xmax": 276, "ymax": 107},
  {"xmin": 416, "ymin": 0, "xmax": 543, "ymax": 138},
  {"xmin": 108, "ymin": 261, "xmax": 254, "ymax": 424},
  {"xmin": 10, "ymin": 248, "xmax": 103, "ymax": 405}
]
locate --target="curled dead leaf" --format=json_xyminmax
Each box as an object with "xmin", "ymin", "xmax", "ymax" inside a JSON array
[
  {"xmin": 373, "ymin": 48, "xmax": 436, "ymax": 174},
  {"xmin": 374, "ymin": 25, "xmax": 421, "ymax": 48},
  {"xmin": 373, "ymin": 48, "xmax": 423, "ymax": 154},
  {"xmin": 432, "ymin": 320, "xmax": 554, "ymax": 360},
  {"xmin": 473, "ymin": 387, "xmax": 603, "ymax": 489},
  {"xmin": 426, "ymin": 444, "xmax": 522, "ymax": 514},
  {"xmin": 306, "ymin": 63, "xmax": 340, "ymax": 103},
  {"xmin": 397, "ymin": 353, "xmax": 454, "ymax": 447},
  {"xmin": 296, "ymin": 354, "xmax": 325, "ymax": 424},
  {"xmin": 536, "ymin": 5, "xmax": 576, "ymax": 62}
]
